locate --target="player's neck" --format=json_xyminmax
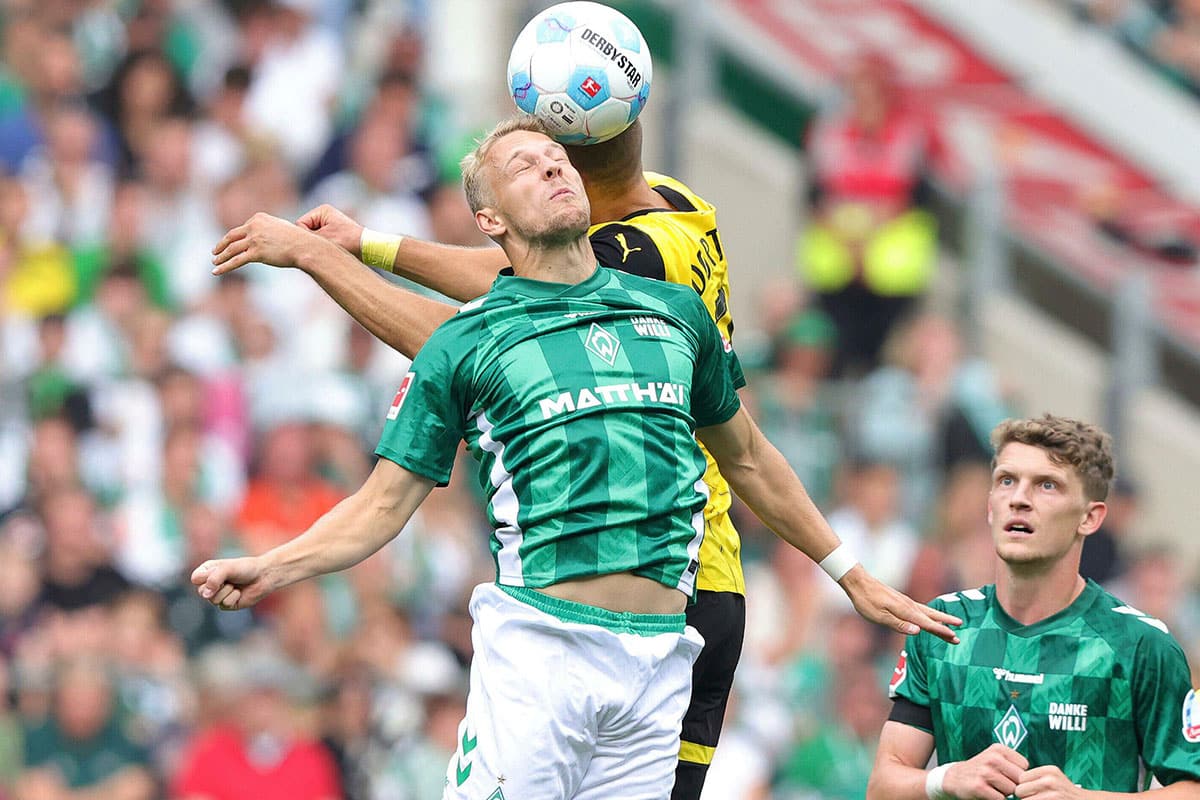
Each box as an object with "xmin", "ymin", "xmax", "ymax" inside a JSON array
[
  {"xmin": 995, "ymin": 565, "xmax": 1087, "ymax": 626},
  {"xmin": 508, "ymin": 234, "xmax": 597, "ymax": 284},
  {"xmin": 585, "ymin": 176, "xmax": 669, "ymax": 223}
]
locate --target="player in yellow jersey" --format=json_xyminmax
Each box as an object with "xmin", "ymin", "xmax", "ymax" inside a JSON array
[{"xmin": 211, "ymin": 118, "xmax": 959, "ymax": 798}]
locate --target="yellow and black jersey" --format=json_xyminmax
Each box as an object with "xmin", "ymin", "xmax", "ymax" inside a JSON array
[{"xmin": 587, "ymin": 171, "xmax": 745, "ymax": 596}]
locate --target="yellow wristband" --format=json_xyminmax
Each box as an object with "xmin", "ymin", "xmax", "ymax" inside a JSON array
[{"xmin": 360, "ymin": 228, "xmax": 403, "ymax": 271}]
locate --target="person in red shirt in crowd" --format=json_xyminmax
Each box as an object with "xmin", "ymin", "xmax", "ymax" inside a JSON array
[
  {"xmin": 172, "ymin": 643, "xmax": 340, "ymax": 800},
  {"xmin": 237, "ymin": 421, "xmax": 343, "ymax": 555},
  {"xmin": 797, "ymin": 53, "xmax": 945, "ymax": 377}
]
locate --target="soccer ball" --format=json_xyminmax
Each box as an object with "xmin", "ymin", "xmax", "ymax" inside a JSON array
[{"xmin": 507, "ymin": 2, "xmax": 653, "ymax": 145}]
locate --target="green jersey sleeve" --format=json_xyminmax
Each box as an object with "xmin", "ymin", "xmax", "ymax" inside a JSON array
[
  {"xmin": 374, "ymin": 326, "xmax": 473, "ymax": 486},
  {"xmin": 687, "ymin": 294, "xmax": 741, "ymax": 428},
  {"xmin": 1133, "ymin": 630, "xmax": 1200, "ymax": 785},
  {"xmin": 889, "ymin": 617, "xmax": 933, "ymax": 711}
]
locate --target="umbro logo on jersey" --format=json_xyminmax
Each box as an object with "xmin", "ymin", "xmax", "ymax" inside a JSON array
[
  {"xmin": 631, "ymin": 316, "xmax": 671, "ymax": 338},
  {"xmin": 386, "ymin": 372, "xmax": 414, "ymax": 420},
  {"xmin": 585, "ymin": 322, "xmax": 621, "ymax": 365}
]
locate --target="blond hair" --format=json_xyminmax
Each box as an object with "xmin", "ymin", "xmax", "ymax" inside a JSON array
[
  {"xmin": 990, "ymin": 414, "xmax": 1115, "ymax": 501},
  {"xmin": 459, "ymin": 115, "xmax": 551, "ymax": 213}
]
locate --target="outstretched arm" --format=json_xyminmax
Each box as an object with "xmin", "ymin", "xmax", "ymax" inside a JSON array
[
  {"xmin": 192, "ymin": 458, "xmax": 434, "ymax": 610},
  {"xmin": 298, "ymin": 204, "xmax": 508, "ymax": 302},
  {"xmin": 212, "ymin": 212, "xmax": 456, "ymax": 358},
  {"xmin": 697, "ymin": 407, "xmax": 961, "ymax": 643}
]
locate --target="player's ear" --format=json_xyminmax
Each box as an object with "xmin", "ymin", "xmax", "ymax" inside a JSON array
[
  {"xmin": 1077, "ymin": 501, "xmax": 1106, "ymax": 537},
  {"xmin": 475, "ymin": 207, "xmax": 506, "ymax": 238}
]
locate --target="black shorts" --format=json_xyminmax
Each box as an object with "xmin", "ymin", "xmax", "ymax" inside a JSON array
[{"xmin": 679, "ymin": 589, "xmax": 746, "ymax": 763}]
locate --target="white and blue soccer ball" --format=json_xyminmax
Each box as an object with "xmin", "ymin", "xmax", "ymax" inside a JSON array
[{"xmin": 507, "ymin": 1, "xmax": 653, "ymax": 145}]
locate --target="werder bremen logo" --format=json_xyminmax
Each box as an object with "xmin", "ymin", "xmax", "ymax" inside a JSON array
[
  {"xmin": 994, "ymin": 704, "xmax": 1028, "ymax": 749},
  {"xmin": 585, "ymin": 322, "xmax": 621, "ymax": 366}
]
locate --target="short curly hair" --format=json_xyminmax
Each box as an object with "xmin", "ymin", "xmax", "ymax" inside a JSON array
[{"xmin": 990, "ymin": 414, "xmax": 1115, "ymax": 502}]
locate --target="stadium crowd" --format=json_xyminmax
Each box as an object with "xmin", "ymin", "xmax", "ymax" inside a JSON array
[{"xmin": 0, "ymin": 2, "xmax": 1197, "ymax": 799}]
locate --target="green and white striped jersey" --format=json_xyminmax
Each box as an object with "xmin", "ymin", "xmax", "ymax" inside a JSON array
[
  {"xmin": 376, "ymin": 265, "xmax": 742, "ymax": 596},
  {"xmin": 889, "ymin": 580, "xmax": 1200, "ymax": 792}
]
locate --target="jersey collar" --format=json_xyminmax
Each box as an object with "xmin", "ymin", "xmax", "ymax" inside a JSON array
[
  {"xmin": 989, "ymin": 579, "xmax": 1104, "ymax": 638},
  {"xmin": 493, "ymin": 263, "xmax": 610, "ymax": 298}
]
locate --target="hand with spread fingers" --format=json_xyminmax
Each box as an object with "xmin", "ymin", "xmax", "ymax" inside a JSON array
[
  {"xmin": 211, "ymin": 212, "xmax": 325, "ymax": 276},
  {"xmin": 191, "ymin": 557, "xmax": 275, "ymax": 611},
  {"xmin": 842, "ymin": 566, "xmax": 962, "ymax": 644}
]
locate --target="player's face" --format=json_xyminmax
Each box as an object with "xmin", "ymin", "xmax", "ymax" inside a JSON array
[
  {"xmin": 987, "ymin": 442, "xmax": 1106, "ymax": 569},
  {"xmin": 484, "ymin": 130, "xmax": 590, "ymax": 245}
]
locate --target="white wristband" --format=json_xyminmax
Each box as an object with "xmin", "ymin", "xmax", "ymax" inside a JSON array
[
  {"xmin": 925, "ymin": 762, "xmax": 955, "ymax": 800},
  {"xmin": 818, "ymin": 543, "xmax": 858, "ymax": 582}
]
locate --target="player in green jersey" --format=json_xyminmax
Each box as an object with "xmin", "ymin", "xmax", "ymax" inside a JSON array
[
  {"xmin": 870, "ymin": 414, "xmax": 1200, "ymax": 800},
  {"xmin": 208, "ymin": 116, "xmax": 900, "ymax": 797},
  {"xmin": 196, "ymin": 118, "xmax": 959, "ymax": 799}
]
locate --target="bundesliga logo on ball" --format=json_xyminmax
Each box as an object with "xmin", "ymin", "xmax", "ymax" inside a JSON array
[{"xmin": 507, "ymin": 1, "xmax": 654, "ymax": 145}]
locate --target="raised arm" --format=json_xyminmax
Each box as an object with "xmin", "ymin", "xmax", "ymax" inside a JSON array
[
  {"xmin": 298, "ymin": 204, "xmax": 508, "ymax": 302},
  {"xmin": 191, "ymin": 458, "xmax": 434, "ymax": 610},
  {"xmin": 212, "ymin": 212, "xmax": 456, "ymax": 358},
  {"xmin": 697, "ymin": 407, "xmax": 961, "ymax": 643}
]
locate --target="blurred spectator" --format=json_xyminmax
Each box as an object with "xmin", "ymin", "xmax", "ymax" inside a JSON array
[
  {"xmin": 1079, "ymin": 474, "xmax": 1139, "ymax": 585},
  {"xmin": 236, "ymin": 421, "xmax": 344, "ymax": 554},
  {"xmin": 161, "ymin": 504, "xmax": 254, "ymax": 657},
  {"xmin": 16, "ymin": 656, "xmax": 155, "ymax": 800},
  {"xmin": 753, "ymin": 308, "xmax": 844, "ymax": 510},
  {"xmin": 904, "ymin": 462, "xmax": 998, "ymax": 603},
  {"xmin": 854, "ymin": 313, "xmax": 1010, "ymax": 525},
  {"xmin": 25, "ymin": 316, "xmax": 89, "ymax": 427},
  {"xmin": 36, "ymin": 486, "xmax": 128, "ymax": 614},
  {"xmin": 70, "ymin": 180, "xmax": 172, "ymax": 311},
  {"xmin": 19, "ymin": 103, "xmax": 114, "ymax": 247},
  {"xmin": 22, "ymin": 417, "xmax": 84, "ymax": 511},
  {"xmin": 0, "ymin": 27, "xmax": 92, "ymax": 174},
  {"xmin": 774, "ymin": 661, "xmax": 887, "ymax": 800},
  {"xmin": 0, "ymin": 175, "xmax": 76, "ymax": 318},
  {"xmin": 305, "ymin": 113, "xmax": 434, "ymax": 246},
  {"xmin": 0, "ymin": 514, "xmax": 43, "ymax": 657},
  {"xmin": 106, "ymin": 590, "xmax": 193, "ymax": 774},
  {"xmin": 823, "ymin": 459, "xmax": 920, "ymax": 608},
  {"xmin": 92, "ymin": 49, "xmax": 195, "ymax": 178},
  {"xmin": 239, "ymin": 0, "xmax": 344, "ymax": 174},
  {"xmin": 191, "ymin": 66, "xmax": 252, "ymax": 188},
  {"xmin": 1111, "ymin": 543, "xmax": 1200, "ymax": 648},
  {"xmin": 796, "ymin": 53, "xmax": 943, "ymax": 377},
  {"xmin": 171, "ymin": 641, "xmax": 340, "ymax": 800}
]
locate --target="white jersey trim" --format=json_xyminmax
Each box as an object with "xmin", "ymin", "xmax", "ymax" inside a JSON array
[{"xmin": 475, "ymin": 410, "xmax": 524, "ymax": 586}]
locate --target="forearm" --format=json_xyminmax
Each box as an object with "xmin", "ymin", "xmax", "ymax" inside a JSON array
[
  {"xmin": 389, "ymin": 237, "xmax": 508, "ymax": 302},
  {"xmin": 296, "ymin": 236, "xmax": 455, "ymax": 358},
  {"xmin": 715, "ymin": 428, "xmax": 841, "ymax": 563},
  {"xmin": 1087, "ymin": 782, "xmax": 1200, "ymax": 800},
  {"xmin": 260, "ymin": 466, "xmax": 432, "ymax": 591},
  {"xmin": 866, "ymin": 759, "xmax": 931, "ymax": 800}
]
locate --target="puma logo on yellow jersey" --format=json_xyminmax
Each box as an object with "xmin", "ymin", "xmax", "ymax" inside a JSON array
[{"xmin": 615, "ymin": 233, "xmax": 642, "ymax": 263}]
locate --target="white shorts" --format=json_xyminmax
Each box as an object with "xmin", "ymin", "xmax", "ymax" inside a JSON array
[{"xmin": 442, "ymin": 582, "xmax": 704, "ymax": 800}]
